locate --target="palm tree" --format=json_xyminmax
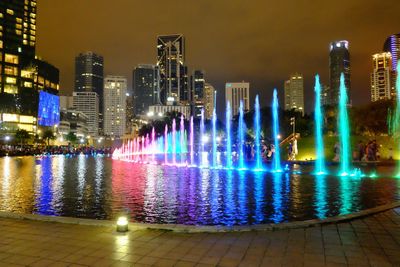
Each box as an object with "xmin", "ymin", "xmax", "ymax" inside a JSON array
[
  {"xmin": 42, "ymin": 129, "xmax": 56, "ymax": 146},
  {"xmin": 15, "ymin": 129, "xmax": 31, "ymax": 147}
]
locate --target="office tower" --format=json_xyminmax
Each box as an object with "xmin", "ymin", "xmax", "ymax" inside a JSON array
[
  {"xmin": 0, "ymin": 0, "xmax": 60, "ymax": 134},
  {"xmin": 371, "ymin": 52, "xmax": 394, "ymax": 102},
  {"xmin": 59, "ymin": 95, "xmax": 74, "ymax": 110},
  {"xmin": 284, "ymin": 73, "xmax": 304, "ymax": 115},
  {"xmin": 75, "ymin": 52, "xmax": 104, "ymax": 131},
  {"xmin": 329, "ymin": 40, "xmax": 351, "ymax": 105},
  {"xmin": 320, "ymin": 84, "xmax": 330, "ymax": 106},
  {"xmin": 59, "ymin": 109, "xmax": 89, "ymax": 139},
  {"xmin": 384, "ymin": 33, "xmax": 400, "ymax": 71},
  {"xmin": 225, "ymin": 82, "xmax": 250, "ymax": 118},
  {"xmin": 156, "ymin": 34, "xmax": 188, "ymax": 104},
  {"xmin": 204, "ymin": 83, "xmax": 215, "ymax": 120},
  {"xmin": 191, "ymin": 70, "xmax": 205, "ymax": 118},
  {"xmin": 104, "ymin": 76, "xmax": 127, "ymax": 138},
  {"xmin": 133, "ymin": 64, "xmax": 159, "ymax": 115},
  {"xmin": 73, "ymin": 92, "xmax": 99, "ymax": 137}
]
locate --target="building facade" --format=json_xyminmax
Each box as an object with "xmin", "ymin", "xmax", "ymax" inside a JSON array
[
  {"xmin": 73, "ymin": 92, "xmax": 99, "ymax": 137},
  {"xmin": 284, "ymin": 73, "xmax": 304, "ymax": 115},
  {"xmin": 204, "ymin": 83, "xmax": 215, "ymax": 120},
  {"xmin": 191, "ymin": 70, "xmax": 205, "ymax": 118},
  {"xmin": 103, "ymin": 76, "xmax": 127, "ymax": 138},
  {"xmin": 225, "ymin": 82, "xmax": 250, "ymax": 118},
  {"xmin": 384, "ymin": 33, "xmax": 400, "ymax": 72},
  {"xmin": 148, "ymin": 105, "xmax": 191, "ymax": 119},
  {"xmin": 74, "ymin": 52, "xmax": 104, "ymax": 131},
  {"xmin": 371, "ymin": 52, "xmax": 394, "ymax": 102},
  {"xmin": 0, "ymin": 0, "xmax": 60, "ymax": 135},
  {"xmin": 320, "ymin": 84, "xmax": 330, "ymax": 106},
  {"xmin": 59, "ymin": 109, "xmax": 89, "ymax": 139},
  {"xmin": 156, "ymin": 34, "xmax": 188, "ymax": 104},
  {"xmin": 329, "ymin": 40, "xmax": 351, "ymax": 105},
  {"xmin": 133, "ymin": 64, "xmax": 159, "ymax": 115}
]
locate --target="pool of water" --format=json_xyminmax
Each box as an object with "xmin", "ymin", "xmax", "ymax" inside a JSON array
[{"xmin": 0, "ymin": 155, "xmax": 399, "ymax": 226}]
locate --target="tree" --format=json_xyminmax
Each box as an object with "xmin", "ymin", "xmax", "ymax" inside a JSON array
[
  {"xmin": 15, "ymin": 129, "xmax": 30, "ymax": 146},
  {"xmin": 66, "ymin": 132, "xmax": 77, "ymax": 144},
  {"xmin": 42, "ymin": 129, "xmax": 55, "ymax": 146}
]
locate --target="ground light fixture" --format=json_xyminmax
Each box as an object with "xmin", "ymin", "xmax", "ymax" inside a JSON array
[{"xmin": 116, "ymin": 216, "xmax": 129, "ymax": 232}]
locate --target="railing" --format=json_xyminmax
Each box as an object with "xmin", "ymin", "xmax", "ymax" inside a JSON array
[{"xmin": 279, "ymin": 133, "xmax": 300, "ymax": 147}]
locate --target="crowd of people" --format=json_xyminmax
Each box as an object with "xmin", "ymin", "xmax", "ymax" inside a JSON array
[
  {"xmin": 0, "ymin": 145, "xmax": 112, "ymax": 157},
  {"xmin": 333, "ymin": 139, "xmax": 386, "ymax": 162}
]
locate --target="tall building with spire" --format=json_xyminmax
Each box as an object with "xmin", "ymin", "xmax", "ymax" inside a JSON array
[
  {"xmin": 329, "ymin": 40, "xmax": 351, "ymax": 105},
  {"xmin": 156, "ymin": 34, "xmax": 188, "ymax": 105}
]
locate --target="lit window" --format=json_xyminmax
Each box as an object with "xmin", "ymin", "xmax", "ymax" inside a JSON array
[
  {"xmin": 5, "ymin": 66, "xmax": 18, "ymax": 75},
  {"xmin": 24, "ymin": 81, "xmax": 32, "ymax": 88},
  {"xmin": 30, "ymin": 42, "xmax": 35, "ymax": 46},
  {"xmin": 6, "ymin": 77, "xmax": 17, "ymax": 84},
  {"xmin": 7, "ymin": 9, "xmax": 14, "ymax": 15},
  {"xmin": 0, "ymin": 13, "xmax": 3, "ymax": 18},
  {"xmin": 4, "ymin": 85, "xmax": 18, "ymax": 94},
  {"xmin": 23, "ymin": 40, "xmax": 28, "ymax": 45},
  {"xmin": 5, "ymin": 54, "xmax": 19, "ymax": 64},
  {"xmin": 0, "ymin": 40, "xmax": 2, "ymax": 49},
  {"xmin": 16, "ymin": 18, "xmax": 22, "ymax": 23},
  {"xmin": 30, "ymin": 30, "xmax": 35, "ymax": 35},
  {"xmin": 16, "ymin": 30, "xmax": 22, "ymax": 35}
]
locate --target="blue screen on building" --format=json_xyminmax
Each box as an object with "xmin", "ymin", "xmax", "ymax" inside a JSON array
[{"xmin": 38, "ymin": 91, "xmax": 60, "ymax": 126}]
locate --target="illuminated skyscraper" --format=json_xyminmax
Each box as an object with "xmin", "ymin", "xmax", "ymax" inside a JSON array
[
  {"xmin": 371, "ymin": 52, "xmax": 394, "ymax": 102},
  {"xmin": 225, "ymin": 82, "xmax": 250, "ymax": 118},
  {"xmin": 204, "ymin": 83, "xmax": 215, "ymax": 120},
  {"xmin": 329, "ymin": 40, "xmax": 351, "ymax": 105},
  {"xmin": 0, "ymin": 0, "xmax": 59, "ymax": 134},
  {"xmin": 73, "ymin": 92, "xmax": 99, "ymax": 137},
  {"xmin": 156, "ymin": 34, "xmax": 188, "ymax": 104},
  {"xmin": 104, "ymin": 76, "xmax": 127, "ymax": 138},
  {"xmin": 384, "ymin": 33, "xmax": 400, "ymax": 71},
  {"xmin": 284, "ymin": 73, "xmax": 304, "ymax": 115},
  {"xmin": 75, "ymin": 52, "xmax": 104, "ymax": 131},
  {"xmin": 191, "ymin": 70, "xmax": 205, "ymax": 118},
  {"xmin": 133, "ymin": 64, "xmax": 159, "ymax": 115}
]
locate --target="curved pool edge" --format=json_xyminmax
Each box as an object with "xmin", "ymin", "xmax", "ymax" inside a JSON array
[{"xmin": 1, "ymin": 201, "xmax": 399, "ymax": 233}]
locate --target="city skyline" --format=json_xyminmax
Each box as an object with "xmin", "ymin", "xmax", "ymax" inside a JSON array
[{"xmin": 36, "ymin": 0, "xmax": 400, "ymax": 114}]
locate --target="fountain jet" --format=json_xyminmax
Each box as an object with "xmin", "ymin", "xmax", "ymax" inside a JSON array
[
  {"xmin": 338, "ymin": 73, "xmax": 351, "ymax": 176},
  {"xmin": 272, "ymin": 89, "xmax": 281, "ymax": 172},
  {"xmin": 314, "ymin": 75, "xmax": 326, "ymax": 175}
]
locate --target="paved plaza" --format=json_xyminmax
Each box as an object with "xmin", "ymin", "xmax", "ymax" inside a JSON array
[{"xmin": 0, "ymin": 209, "xmax": 400, "ymax": 267}]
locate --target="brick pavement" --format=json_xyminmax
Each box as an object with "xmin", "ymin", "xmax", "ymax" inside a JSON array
[{"xmin": 0, "ymin": 208, "xmax": 400, "ymax": 266}]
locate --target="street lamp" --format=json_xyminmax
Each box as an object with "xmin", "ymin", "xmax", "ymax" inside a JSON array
[{"xmin": 5, "ymin": 136, "xmax": 10, "ymax": 142}]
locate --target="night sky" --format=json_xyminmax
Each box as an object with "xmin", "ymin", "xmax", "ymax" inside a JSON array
[{"xmin": 36, "ymin": 0, "xmax": 400, "ymax": 114}]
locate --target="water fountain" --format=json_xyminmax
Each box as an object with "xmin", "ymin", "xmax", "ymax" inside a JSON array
[
  {"xmin": 212, "ymin": 97, "xmax": 218, "ymax": 168},
  {"xmin": 190, "ymin": 116, "xmax": 194, "ymax": 165},
  {"xmin": 238, "ymin": 100, "xmax": 246, "ymax": 170},
  {"xmin": 172, "ymin": 119, "xmax": 177, "ymax": 165},
  {"xmin": 314, "ymin": 75, "xmax": 326, "ymax": 175},
  {"xmin": 226, "ymin": 102, "xmax": 233, "ymax": 169},
  {"xmin": 272, "ymin": 89, "xmax": 281, "ymax": 172},
  {"xmin": 254, "ymin": 95, "xmax": 263, "ymax": 171},
  {"xmin": 392, "ymin": 64, "xmax": 400, "ymax": 176},
  {"xmin": 200, "ymin": 109, "xmax": 206, "ymax": 167},
  {"xmin": 338, "ymin": 74, "xmax": 351, "ymax": 176}
]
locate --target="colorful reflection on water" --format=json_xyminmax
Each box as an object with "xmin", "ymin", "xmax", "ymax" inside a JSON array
[{"xmin": 0, "ymin": 155, "xmax": 399, "ymax": 226}]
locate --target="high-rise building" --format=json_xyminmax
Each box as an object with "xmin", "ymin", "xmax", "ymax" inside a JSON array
[
  {"xmin": 329, "ymin": 40, "xmax": 351, "ymax": 105},
  {"xmin": 133, "ymin": 64, "xmax": 159, "ymax": 115},
  {"xmin": 156, "ymin": 34, "xmax": 188, "ymax": 104},
  {"xmin": 191, "ymin": 70, "xmax": 205, "ymax": 118},
  {"xmin": 204, "ymin": 83, "xmax": 215, "ymax": 120},
  {"xmin": 0, "ymin": 0, "xmax": 60, "ymax": 134},
  {"xmin": 284, "ymin": 73, "xmax": 304, "ymax": 115},
  {"xmin": 384, "ymin": 33, "xmax": 400, "ymax": 71},
  {"xmin": 371, "ymin": 52, "xmax": 394, "ymax": 102},
  {"xmin": 75, "ymin": 52, "xmax": 104, "ymax": 131},
  {"xmin": 225, "ymin": 82, "xmax": 250, "ymax": 118},
  {"xmin": 103, "ymin": 76, "xmax": 127, "ymax": 138},
  {"xmin": 320, "ymin": 84, "xmax": 330, "ymax": 106},
  {"xmin": 73, "ymin": 92, "xmax": 99, "ymax": 137}
]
